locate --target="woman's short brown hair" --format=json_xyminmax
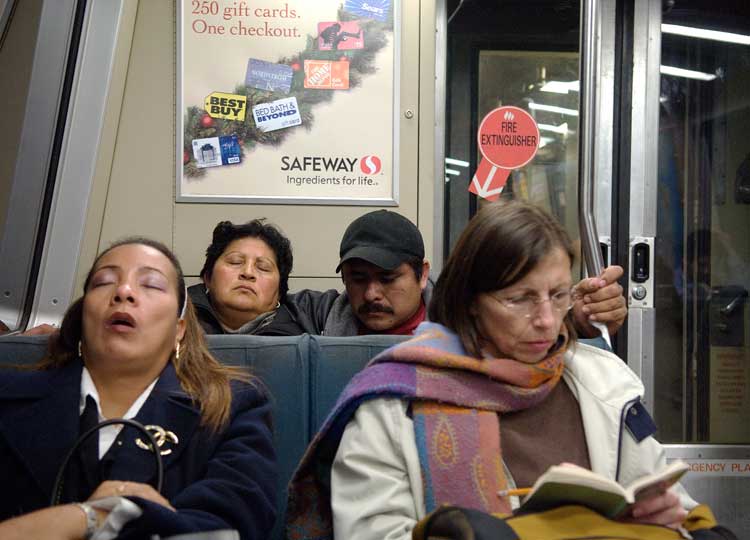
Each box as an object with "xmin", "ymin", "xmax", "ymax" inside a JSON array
[{"xmin": 429, "ymin": 200, "xmax": 576, "ymax": 357}]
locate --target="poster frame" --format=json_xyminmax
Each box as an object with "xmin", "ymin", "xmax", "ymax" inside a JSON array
[{"xmin": 175, "ymin": 0, "xmax": 401, "ymax": 206}]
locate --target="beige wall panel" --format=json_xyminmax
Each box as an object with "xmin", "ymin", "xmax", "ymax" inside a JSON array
[
  {"xmin": 188, "ymin": 276, "xmax": 340, "ymax": 294},
  {"xmin": 288, "ymin": 277, "xmax": 342, "ymax": 294},
  {"xmin": 418, "ymin": 0, "xmax": 437, "ymax": 267},
  {"xmin": 82, "ymin": 0, "xmax": 437, "ymax": 284},
  {"xmin": 175, "ymin": 205, "xmax": 419, "ymax": 278},
  {"xmin": 76, "ymin": 1, "xmax": 140, "ymax": 295},
  {"xmin": 97, "ymin": 1, "xmax": 176, "ymax": 250},
  {"xmin": 0, "ymin": 0, "xmax": 44, "ymax": 239},
  {"xmin": 174, "ymin": 0, "xmax": 425, "ymax": 280}
]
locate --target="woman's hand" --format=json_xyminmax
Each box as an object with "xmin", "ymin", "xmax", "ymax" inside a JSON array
[
  {"xmin": 624, "ymin": 488, "xmax": 688, "ymax": 529},
  {"xmin": 21, "ymin": 323, "xmax": 59, "ymax": 336},
  {"xmin": 89, "ymin": 480, "xmax": 175, "ymax": 511},
  {"xmin": 0, "ymin": 504, "xmax": 89, "ymax": 540},
  {"xmin": 572, "ymin": 265, "xmax": 627, "ymax": 337}
]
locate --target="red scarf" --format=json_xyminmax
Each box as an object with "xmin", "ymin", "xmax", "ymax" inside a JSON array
[{"xmin": 358, "ymin": 300, "xmax": 426, "ymax": 336}]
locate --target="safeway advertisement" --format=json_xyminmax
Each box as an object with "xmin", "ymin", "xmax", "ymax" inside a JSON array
[{"xmin": 178, "ymin": 0, "xmax": 398, "ymax": 204}]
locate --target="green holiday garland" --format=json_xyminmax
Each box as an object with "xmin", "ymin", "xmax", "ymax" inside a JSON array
[{"xmin": 183, "ymin": 8, "xmax": 393, "ymax": 178}]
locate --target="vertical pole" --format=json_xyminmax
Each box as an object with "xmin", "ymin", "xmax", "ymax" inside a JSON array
[
  {"xmin": 579, "ymin": 0, "xmax": 612, "ymax": 345},
  {"xmin": 578, "ymin": 0, "xmax": 605, "ymax": 276}
]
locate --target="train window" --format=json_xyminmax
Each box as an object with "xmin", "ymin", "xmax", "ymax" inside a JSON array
[
  {"xmin": 0, "ymin": 0, "xmax": 121, "ymax": 332},
  {"xmin": 477, "ymin": 50, "xmax": 580, "ymax": 242},
  {"xmin": 443, "ymin": 1, "xmax": 585, "ymax": 279},
  {"xmin": 654, "ymin": 3, "xmax": 750, "ymax": 444}
]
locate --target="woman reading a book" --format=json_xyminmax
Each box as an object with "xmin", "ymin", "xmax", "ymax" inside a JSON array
[{"xmin": 286, "ymin": 200, "xmax": 713, "ymax": 540}]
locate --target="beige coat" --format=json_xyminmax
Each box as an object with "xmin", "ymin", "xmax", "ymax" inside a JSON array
[{"xmin": 330, "ymin": 342, "xmax": 697, "ymax": 540}]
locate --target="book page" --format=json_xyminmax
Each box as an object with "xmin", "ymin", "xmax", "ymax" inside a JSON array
[
  {"xmin": 519, "ymin": 465, "xmax": 629, "ymax": 519},
  {"xmin": 626, "ymin": 460, "xmax": 689, "ymax": 502}
]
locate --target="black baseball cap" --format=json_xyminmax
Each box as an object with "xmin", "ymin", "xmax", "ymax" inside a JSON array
[{"xmin": 336, "ymin": 210, "xmax": 424, "ymax": 272}]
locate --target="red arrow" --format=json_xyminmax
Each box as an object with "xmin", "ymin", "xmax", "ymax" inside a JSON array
[{"xmin": 469, "ymin": 158, "xmax": 510, "ymax": 201}]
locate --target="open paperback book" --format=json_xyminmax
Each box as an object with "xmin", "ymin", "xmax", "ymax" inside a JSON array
[{"xmin": 516, "ymin": 460, "xmax": 689, "ymax": 519}]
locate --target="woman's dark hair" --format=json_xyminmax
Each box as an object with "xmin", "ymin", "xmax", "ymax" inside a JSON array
[
  {"xmin": 429, "ymin": 200, "xmax": 577, "ymax": 357},
  {"xmin": 200, "ymin": 220, "xmax": 293, "ymax": 300},
  {"xmin": 39, "ymin": 237, "xmax": 250, "ymax": 431}
]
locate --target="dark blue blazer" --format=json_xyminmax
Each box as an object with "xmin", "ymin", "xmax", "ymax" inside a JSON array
[{"xmin": 0, "ymin": 359, "xmax": 277, "ymax": 540}]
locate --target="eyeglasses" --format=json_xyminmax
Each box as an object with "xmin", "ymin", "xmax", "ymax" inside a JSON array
[{"xmin": 490, "ymin": 287, "xmax": 578, "ymax": 319}]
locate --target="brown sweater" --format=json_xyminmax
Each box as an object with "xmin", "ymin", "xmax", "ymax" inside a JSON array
[{"xmin": 501, "ymin": 379, "xmax": 590, "ymax": 490}]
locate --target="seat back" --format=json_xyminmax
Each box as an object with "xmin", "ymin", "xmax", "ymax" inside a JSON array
[{"xmin": 0, "ymin": 333, "xmax": 611, "ymax": 540}]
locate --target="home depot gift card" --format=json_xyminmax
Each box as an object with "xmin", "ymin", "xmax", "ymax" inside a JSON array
[{"xmin": 303, "ymin": 60, "xmax": 350, "ymax": 90}]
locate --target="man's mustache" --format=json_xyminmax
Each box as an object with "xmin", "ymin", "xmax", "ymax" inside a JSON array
[{"xmin": 358, "ymin": 302, "xmax": 394, "ymax": 315}]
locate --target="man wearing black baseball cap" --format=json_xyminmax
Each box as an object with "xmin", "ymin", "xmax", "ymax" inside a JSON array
[
  {"xmin": 288, "ymin": 210, "xmax": 432, "ymax": 336},
  {"xmin": 288, "ymin": 209, "xmax": 628, "ymax": 337}
]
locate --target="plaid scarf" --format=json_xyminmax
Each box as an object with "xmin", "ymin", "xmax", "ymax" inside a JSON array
[{"xmin": 286, "ymin": 322, "xmax": 568, "ymax": 540}]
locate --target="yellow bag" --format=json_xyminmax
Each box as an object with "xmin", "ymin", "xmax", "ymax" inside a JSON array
[{"xmin": 412, "ymin": 504, "xmax": 736, "ymax": 540}]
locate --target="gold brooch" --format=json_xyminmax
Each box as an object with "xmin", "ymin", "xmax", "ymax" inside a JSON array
[{"xmin": 135, "ymin": 425, "xmax": 179, "ymax": 456}]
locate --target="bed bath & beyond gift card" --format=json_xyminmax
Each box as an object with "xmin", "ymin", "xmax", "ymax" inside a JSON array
[
  {"xmin": 304, "ymin": 60, "xmax": 350, "ymax": 90},
  {"xmin": 317, "ymin": 21, "xmax": 364, "ymax": 51},
  {"xmin": 252, "ymin": 97, "xmax": 302, "ymax": 132}
]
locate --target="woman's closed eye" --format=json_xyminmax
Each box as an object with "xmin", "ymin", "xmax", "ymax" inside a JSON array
[
  {"xmin": 255, "ymin": 260, "xmax": 275, "ymax": 273},
  {"xmin": 141, "ymin": 279, "xmax": 167, "ymax": 291},
  {"xmin": 89, "ymin": 271, "xmax": 116, "ymax": 288}
]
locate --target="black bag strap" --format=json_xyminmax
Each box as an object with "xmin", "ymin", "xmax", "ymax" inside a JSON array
[
  {"xmin": 414, "ymin": 506, "xmax": 519, "ymax": 540},
  {"xmin": 50, "ymin": 418, "xmax": 164, "ymax": 506}
]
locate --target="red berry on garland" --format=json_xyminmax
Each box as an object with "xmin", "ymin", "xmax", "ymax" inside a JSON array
[
  {"xmin": 291, "ymin": 62, "xmax": 301, "ymax": 71},
  {"xmin": 183, "ymin": 149, "xmax": 189, "ymax": 164},
  {"xmin": 200, "ymin": 114, "xmax": 214, "ymax": 128}
]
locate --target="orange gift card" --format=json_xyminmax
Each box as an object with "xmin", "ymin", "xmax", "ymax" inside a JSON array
[{"xmin": 304, "ymin": 60, "xmax": 350, "ymax": 90}]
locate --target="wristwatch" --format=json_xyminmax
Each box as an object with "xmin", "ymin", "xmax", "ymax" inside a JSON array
[{"xmin": 75, "ymin": 502, "xmax": 98, "ymax": 539}]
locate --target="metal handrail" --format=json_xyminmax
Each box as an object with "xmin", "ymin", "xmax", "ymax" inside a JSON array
[
  {"xmin": 578, "ymin": 0, "xmax": 611, "ymax": 345},
  {"xmin": 578, "ymin": 0, "xmax": 605, "ymax": 278}
]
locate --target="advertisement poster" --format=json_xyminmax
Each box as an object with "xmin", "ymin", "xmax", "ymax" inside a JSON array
[{"xmin": 178, "ymin": 1, "xmax": 399, "ymax": 204}]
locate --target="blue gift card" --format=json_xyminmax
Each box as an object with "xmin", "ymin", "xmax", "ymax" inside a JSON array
[
  {"xmin": 191, "ymin": 135, "xmax": 241, "ymax": 168},
  {"xmin": 219, "ymin": 135, "xmax": 241, "ymax": 165},
  {"xmin": 343, "ymin": 0, "xmax": 391, "ymax": 22},
  {"xmin": 245, "ymin": 59, "xmax": 293, "ymax": 94}
]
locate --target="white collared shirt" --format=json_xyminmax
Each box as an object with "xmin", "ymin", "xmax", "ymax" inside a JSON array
[{"xmin": 79, "ymin": 367, "xmax": 158, "ymax": 459}]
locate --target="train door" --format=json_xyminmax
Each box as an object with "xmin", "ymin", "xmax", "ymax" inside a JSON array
[
  {"xmin": 440, "ymin": 0, "xmax": 749, "ymax": 533},
  {"xmin": 629, "ymin": 0, "xmax": 750, "ymax": 527}
]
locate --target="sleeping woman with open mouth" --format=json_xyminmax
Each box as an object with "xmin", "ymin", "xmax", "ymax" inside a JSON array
[{"xmin": 0, "ymin": 237, "xmax": 276, "ymax": 540}]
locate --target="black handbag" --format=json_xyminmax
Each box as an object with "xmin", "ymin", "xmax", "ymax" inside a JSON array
[
  {"xmin": 50, "ymin": 418, "xmax": 241, "ymax": 540},
  {"xmin": 50, "ymin": 418, "xmax": 164, "ymax": 506}
]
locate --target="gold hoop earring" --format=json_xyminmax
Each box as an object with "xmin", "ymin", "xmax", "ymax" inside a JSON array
[
  {"xmin": 78, "ymin": 341, "xmax": 82, "ymax": 358},
  {"xmin": 276, "ymin": 301, "xmax": 281, "ymax": 309},
  {"xmin": 175, "ymin": 342, "xmax": 180, "ymax": 360}
]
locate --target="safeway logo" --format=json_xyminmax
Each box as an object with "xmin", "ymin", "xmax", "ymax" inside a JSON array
[{"xmin": 360, "ymin": 155, "xmax": 381, "ymax": 175}]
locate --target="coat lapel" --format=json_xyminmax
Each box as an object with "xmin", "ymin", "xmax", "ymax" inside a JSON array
[
  {"xmin": 0, "ymin": 361, "xmax": 82, "ymax": 501},
  {"xmin": 106, "ymin": 363, "xmax": 201, "ymax": 486}
]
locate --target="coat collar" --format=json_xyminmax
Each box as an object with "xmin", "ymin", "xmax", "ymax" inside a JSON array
[{"xmin": 104, "ymin": 362, "xmax": 201, "ymax": 486}]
